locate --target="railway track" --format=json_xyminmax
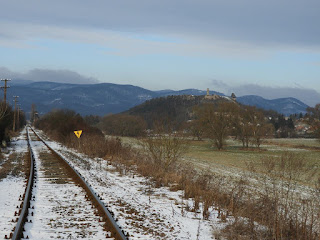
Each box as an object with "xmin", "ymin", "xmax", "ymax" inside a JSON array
[{"xmin": 11, "ymin": 127, "xmax": 127, "ymax": 240}]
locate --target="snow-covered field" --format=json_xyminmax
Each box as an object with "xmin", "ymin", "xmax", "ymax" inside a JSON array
[
  {"xmin": 37, "ymin": 130, "xmax": 229, "ymax": 239},
  {"xmin": 0, "ymin": 177, "xmax": 26, "ymax": 238},
  {"xmin": 0, "ymin": 131, "xmax": 28, "ymax": 238}
]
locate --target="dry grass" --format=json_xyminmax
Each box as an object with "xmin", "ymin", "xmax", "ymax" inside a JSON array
[
  {"xmin": 113, "ymin": 136, "xmax": 320, "ymax": 239},
  {"xmin": 264, "ymin": 138, "xmax": 320, "ymax": 149}
]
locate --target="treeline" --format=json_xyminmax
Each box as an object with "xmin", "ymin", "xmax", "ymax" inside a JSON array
[
  {"xmin": 35, "ymin": 109, "xmax": 102, "ymax": 143},
  {"xmin": 98, "ymin": 114, "xmax": 146, "ymax": 137},
  {"xmin": 77, "ymin": 97, "xmax": 318, "ymax": 145},
  {"xmin": 187, "ymin": 102, "xmax": 274, "ymax": 149},
  {"xmin": 0, "ymin": 101, "xmax": 26, "ymax": 144},
  {"xmin": 306, "ymin": 104, "xmax": 320, "ymax": 138},
  {"xmin": 95, "ymin": 99, "xmax": 279, "ymax": 149},
  {"xmin": 34, "ymin": 109, "xmax": 121, "ymax": 158},
  {"xmin": 123, "ymin": 95, "xmax": 297, "ymax": 138},
  {"xmin": 126, "ymin": 95, "xmax": 204, "ymax": 129}
]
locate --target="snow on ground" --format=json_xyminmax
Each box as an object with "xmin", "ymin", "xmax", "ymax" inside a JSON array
[
  {"xmin": 0, "ymin": 130, "xmax": 28, "ymax": 238},
  {"xmin": 23, "ymin": 131, "xmax": 111, "ymax": 240},
  {"xmin": 38, "ymin": 130, "xmax": 230, "ymax": 240},
  {"xmin": 0, "ymin": 177, "xmax": 26, "ymax": 238}
]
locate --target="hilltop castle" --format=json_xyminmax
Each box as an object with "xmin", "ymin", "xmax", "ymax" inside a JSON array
[
  {"xmin": 204, "ymin": 88, "xmax": 237, "ymax": 101},
  {"xmin": 204, "ymin": 88, "xmax": 221, "ymax": 100}
]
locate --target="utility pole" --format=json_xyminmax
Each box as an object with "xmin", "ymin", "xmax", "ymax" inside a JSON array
[
  {"xmin": 13, "ymin": 96, "xmax": 19, "ymax": 131},
  {"xmin": 17, "ymin": 105, "xmax": 21, "ymax": 130},
  {"xmin": 31, "ymin": 103, "xmax": 36, "ymax": 125},
  {"xmin": 1, "ymin": 79, "xmax": 11, "ymax": 103}
]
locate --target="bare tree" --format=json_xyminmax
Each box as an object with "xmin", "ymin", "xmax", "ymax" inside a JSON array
[
  {"xmin": 196, "ymin": 102, "xmax": 238, "ymax": 150},
  {"xmin": 185, "ymin": 119, "xmax": 205, "ymax": 141},
  {"xmin": 235, "ymin": 106, "xmax": 274, "ymax": 149},
  {"xmin": 144, "ymin": 134, "xmax": 187, "ymax": 171},
  {"xmin": 248, "ymin": 109, "xmax": 274, "ymax": 148},
  {"xmin": 234, "ymin": 106, "xmax": 252, "ymax": 148},
  {"xmin": 307, "ymin": 103, "xmax": 320, "ymax": 139},
  {"xmin": 0, "ymin": 101, "xmax": 13, "ymax": 143}
]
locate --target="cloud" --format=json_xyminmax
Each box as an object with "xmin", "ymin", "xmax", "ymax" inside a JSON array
[
  {"xmin": 210, "ymin": 79, "xmax": 229, "ymax": 88},
  {"xmin": 208, "ymin": 80, "xmax": 320, "ymax": 106},
  {"xmin": 0, "ymin": 67, "xmax": 99, "ymax": 84},
  {"xmin": 0, "ymin": 21, "xmax": 272, "ymax": 59},
  {"xmin": 209, "ymin": 79, "xmax": 230, "ymax": 93},
  {"xmin": 0, "ymin": 67, "xmax": 15, "ymax": 78},
  {"xmin": 0, "ymin": 0, "xmax": 319, "ymax": 53},
  {"xmin": 230, "ymin": 84, "xmax": 320, "ymax": 107}
]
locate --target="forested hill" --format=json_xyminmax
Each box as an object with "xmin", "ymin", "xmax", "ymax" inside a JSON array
[
  {"xmin": 125, "ymin": 94, "xmax": 306, "ymax": 130},
  {"xmin": 125, "ymin": 95, "xmax": 232, "ymax": 128}
]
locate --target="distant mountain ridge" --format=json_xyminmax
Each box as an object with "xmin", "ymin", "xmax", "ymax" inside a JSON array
[
  {"xmin": 237, "ymin": 95, "xmax": 309, "ymax": 116},
  {"xmin": 6, "ymin": 81, "xmax": 309, "ymax": 117},
  {"xmin": 155, "ymin": 89, "xmax": 224, "ymax": 97},
  {"xmin": 8, "ymin": 82, "xmax": 157, "ymax": 116}
]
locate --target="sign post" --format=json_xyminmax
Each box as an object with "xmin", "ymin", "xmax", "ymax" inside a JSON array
[{"xmin": 74, "ymin": 130, "xmax": 82, "ymax": 149}]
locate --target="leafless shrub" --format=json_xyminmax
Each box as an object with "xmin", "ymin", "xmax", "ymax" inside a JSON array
[
  {"xmin": 244, "ymin": 152, "xmax": 320, "ymax": 240},
  {"xmin": 218, "ymin": 219, "xmax": 272, "ymax": 240},
  {"xmin": 142, "ymin": 132, "xmax": 187, "ymax": 172}
]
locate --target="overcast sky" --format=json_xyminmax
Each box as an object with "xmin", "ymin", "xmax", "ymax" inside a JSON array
[{"xmin": 0, "ymin": 0, "xmax": 320, "ymax": 105}]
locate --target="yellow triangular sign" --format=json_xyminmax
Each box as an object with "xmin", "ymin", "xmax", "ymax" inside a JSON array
[{"xmin": 74, "ymin": 130, "xmax": 82, "ymax": 138}]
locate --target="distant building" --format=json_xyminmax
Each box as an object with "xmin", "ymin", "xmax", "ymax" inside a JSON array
[
  {"xmin": 231, "ymin": 93, "xmax": 237, "ymax": 101},
  {"xmin": 294, "ymin": 120, "xmax": 312, "ymax": 136},
  {"xmin": 204, "ymin": 88, "xmax": 221, "ymax": 100}
]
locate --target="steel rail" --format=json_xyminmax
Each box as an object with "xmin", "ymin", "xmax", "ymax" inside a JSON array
[
  {"xmin": 11, "ymin": 128, "xmax": 35, "ymax": 240},
  {"xmin": 29, "ymin": 127, "xmax": 128, "ymax": 240}
]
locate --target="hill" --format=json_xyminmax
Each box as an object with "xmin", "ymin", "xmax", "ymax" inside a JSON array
[
  {"xmin": 155, "ymin": 89, "xmax": 224, "ymax": 97},
  {"xmin": 6, "ymin": 81, "xmax": 309, "ymax": 117},
  {"xmin": 8, "ymin": 82, "xmax": 157, "ymax": 116},
  {"xmin": 126, "ymin": 95, "xmax": 205, "ymax": 128},
  {"xmin": 125, "ymin": 95, "xmax": 303, "ymax": 130},
  {"xmin": 237, "ymin": 95, "xmax": 309, "ymax": 116}
]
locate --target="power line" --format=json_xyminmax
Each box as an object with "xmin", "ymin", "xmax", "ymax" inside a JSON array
[{"xmin": 1, "ymin": 79, "xmax": 11, "ymax": 103}]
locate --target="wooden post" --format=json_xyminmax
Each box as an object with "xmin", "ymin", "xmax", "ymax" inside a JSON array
[
  {"xmin": 1, "ymin": 79, "xmax": 11, "ymax": 103},
  {"xmin": 13, "ymin": 96, "xmax": 19, "ymax": 131}
]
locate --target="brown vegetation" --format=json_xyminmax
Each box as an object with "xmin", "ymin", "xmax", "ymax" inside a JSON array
[
  {"xmin": 35, "ymin": 109, "xmax": 125, "ymax": 158},
  {"xmin": 191, "ymin": 102, "xmax": 274, "ymax": 150},
  {"xmin": 0, "ymin": 101, "xmax": 26, "ymax": 144},
  {"xmin": 193, "ymin": 102, "xmax": 238, "ymax": 150},
  {"xmin": 142, "ymin": 130, "xmax": 187, "ymax": 172},
  {"xmin": 35, "ymin": 109, "xmax": 102, "ymax": 143},
  {"xmin": 99, "ymin": 114, "xmax": 146, "ymax": 137}
]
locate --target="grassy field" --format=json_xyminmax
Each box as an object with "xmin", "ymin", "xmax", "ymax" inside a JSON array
[
  {"xmin": 119, "ymin": 135, "xmax": 320, "ymax": 186},
  {"xmin": 183, "ymin": 137, "xmax": 320, "ymax": 186}
]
